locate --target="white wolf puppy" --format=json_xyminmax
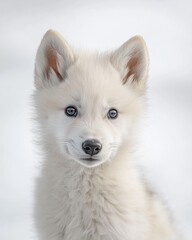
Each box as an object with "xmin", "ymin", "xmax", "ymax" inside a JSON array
[{"xmin": 33, "ymin": 30, "xmax": 179, "ymax": 240}]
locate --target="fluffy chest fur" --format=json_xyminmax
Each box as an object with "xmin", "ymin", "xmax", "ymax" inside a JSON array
[{"xmin": 35, "ymin": 157, "xmax": 154, "ymax": 240}]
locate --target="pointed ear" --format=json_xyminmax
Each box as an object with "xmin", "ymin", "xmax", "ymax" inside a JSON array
[
  {"xmin": 110, "ymin": 36, "xmax": 149, "ymax": 92},
  {"xmin": 34, "ymin": 30, "xmax": 75, "ymax": 89}
]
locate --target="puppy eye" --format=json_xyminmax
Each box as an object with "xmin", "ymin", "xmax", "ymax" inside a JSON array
[
  {"xmin": 65, "ymin": 106, "xmax": 78, "ymax": 117},
  {"xmin": 107, "ymin": 109, "xmax": 118, "ymax": 119}
]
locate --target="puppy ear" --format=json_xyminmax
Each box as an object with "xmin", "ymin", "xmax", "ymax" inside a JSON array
[
  {"xmin": 34, "ymin": 30, "xmax": 75, "ymax": 89},
  {"xmin": 110, "ymin": 36, "xmax": 149, "ymax": 92}
]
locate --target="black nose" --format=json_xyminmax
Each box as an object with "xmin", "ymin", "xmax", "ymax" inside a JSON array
[{"xmin": 82, "ymin": 139, "xmax": 102, "ymax": 156}]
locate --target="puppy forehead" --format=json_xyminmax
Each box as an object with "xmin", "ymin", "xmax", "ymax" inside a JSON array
[
  {"xmin": 56, "ymin": 53, "xmax": 135, "ymax": 110},
  {"xmin": 69, "ymin": 54, "xmax": 118, "ymax": 83},
  {"xmin": 44, "ymin": 54, "xmax": 134, "ymax": 111},
  {"xmin": 66, "ymin": 55, "xmax": 126, "ymax": 96}
]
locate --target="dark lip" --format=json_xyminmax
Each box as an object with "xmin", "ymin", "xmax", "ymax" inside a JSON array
[{"xmin": 81, "ymin": 158, "xmax": 99, "ymax": 162}]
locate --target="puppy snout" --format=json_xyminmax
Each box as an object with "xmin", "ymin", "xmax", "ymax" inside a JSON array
[{"xmin": 82, "ymin": 139, "xmax": 102, "ymax": 156}]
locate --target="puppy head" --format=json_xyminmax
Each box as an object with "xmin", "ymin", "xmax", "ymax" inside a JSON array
[{"xmin": 34, "ymin": 30, "xmax": 149, "ymax": 168}]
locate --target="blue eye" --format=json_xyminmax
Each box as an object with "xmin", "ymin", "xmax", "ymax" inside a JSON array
[
  {"xmin": 107, "ymin": 109, "xmax": 118, "ymax": 119},
  {"xmin": 65, "ymin": 106, "xmax": 78, "ymax": 117}
]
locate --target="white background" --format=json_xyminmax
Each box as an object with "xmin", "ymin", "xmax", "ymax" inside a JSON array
[{"xmin": 0, "ymin": 0, "xmax": 192, "ymax": 239}]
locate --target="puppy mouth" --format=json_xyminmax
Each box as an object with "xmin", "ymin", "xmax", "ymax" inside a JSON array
[{"xmin": 80, "ymin": 157, "xmax": 99, "ymax": 162}]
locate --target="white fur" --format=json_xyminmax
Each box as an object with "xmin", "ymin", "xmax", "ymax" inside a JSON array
[{"xmin": 33, "ymin": 30, "xmax": 179, "ymax": 240}]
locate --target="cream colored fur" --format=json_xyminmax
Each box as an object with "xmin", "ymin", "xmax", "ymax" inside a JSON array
[{"xmin": 33, "ymin": 30, "xmax": 179, "ymax": 240}]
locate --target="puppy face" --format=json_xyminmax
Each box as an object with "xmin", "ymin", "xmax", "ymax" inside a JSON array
[{"xmin": 34, "ymin": 30, "xmax": 148, "ymax": 168}]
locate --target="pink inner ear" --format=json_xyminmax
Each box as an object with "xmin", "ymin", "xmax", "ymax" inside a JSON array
[
  {"xmin": 123, "ymin": 57, "xmax": 139, "ymax": 84},
  {"xmin": 46, "ymin": 48, "xmax": 63, "ymax": 81}
]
